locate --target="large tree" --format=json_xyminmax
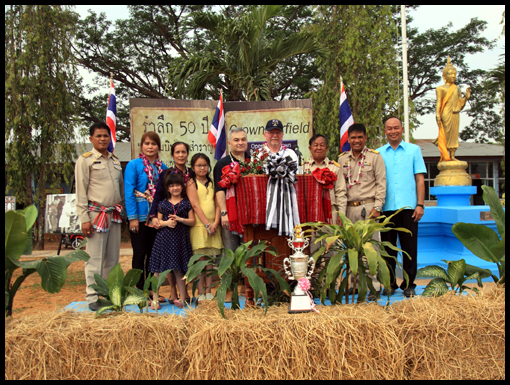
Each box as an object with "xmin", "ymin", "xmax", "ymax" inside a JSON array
[
  {"xmin": 311, "ymin": 5, "xmax": 401, "ymax": 157},
  {"xmin": 5, "ymin": 5, "xmax": 81, "ymax": 249}
]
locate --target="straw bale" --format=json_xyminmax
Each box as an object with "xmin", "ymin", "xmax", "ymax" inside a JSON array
[
  {"xmin": 5, "ymin": 287, "xmax": 505, "ymax": 380},
  {"xmin": 5, "ymin": 311, "xmax": 188, "ymax": 380}
]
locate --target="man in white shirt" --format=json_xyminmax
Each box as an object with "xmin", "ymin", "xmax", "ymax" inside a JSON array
[{"xmin": 260, "ymin": 119, "xmax": 298, "ymax": 162}]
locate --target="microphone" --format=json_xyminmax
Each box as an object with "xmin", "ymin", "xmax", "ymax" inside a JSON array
[{"xmin": 293, "ymin": 145, "xmax": 303, "ymax": 158}]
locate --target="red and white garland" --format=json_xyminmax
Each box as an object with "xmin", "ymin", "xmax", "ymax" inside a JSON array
[
  {"xmin": 139, "ymin": 153, "xmax": 164, "ymax": 198},
  {"xmin": 344, "ymin": 147, "xmax": 367, "ymax": 189}
]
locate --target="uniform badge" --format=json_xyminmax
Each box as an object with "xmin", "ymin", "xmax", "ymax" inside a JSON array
[{"xmin": 364, "ymin": 161, "xmax": 371, "ymax": 166}]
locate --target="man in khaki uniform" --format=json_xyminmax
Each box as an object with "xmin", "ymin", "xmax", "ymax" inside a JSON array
[
  {"xmin": 75, "ymin": 122, "xmax": 125, "ymax": 311},
  {"xmin": 303, "ymin": 134, "xmax": 347, "ymax": 225},
  {"xmin": 338, "ymin": 123, "xmax": 386, "ymax": 296}
]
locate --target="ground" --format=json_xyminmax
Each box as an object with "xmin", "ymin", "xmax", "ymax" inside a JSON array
[{"xmin": 8, "ymin": 241, "xmax": 496, "ymax": 318}]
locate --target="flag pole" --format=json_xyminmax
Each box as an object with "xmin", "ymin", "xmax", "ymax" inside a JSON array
[
  {"xmin": 401, "ymin": 5, "xmax": 410, "ymax": 143},
  {"xmin": 339, "ymin": 76, "xmax": 343, "ymax": 149}
]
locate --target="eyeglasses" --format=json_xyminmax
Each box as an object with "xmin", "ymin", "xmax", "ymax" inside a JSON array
[{"xmin": 194, "ymin": 164, "xmax": 209, "ymax": 169}]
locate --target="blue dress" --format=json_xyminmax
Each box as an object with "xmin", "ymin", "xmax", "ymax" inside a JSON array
[{"xmin": 149, "ymin": 198, "xmax": 193, "ymax": 273}]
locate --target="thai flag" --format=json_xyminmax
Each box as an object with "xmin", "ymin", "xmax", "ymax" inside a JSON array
[
  {"xmin": 106, "ymin": 79, "xmax": 116, "ymax": 153},
  {"xmin": 208, "ymin": 93, "xmax": 226, "ymax": 160},
  {"xmin": 339, "ymin": 83, "xmax": 353, "ymax": 153}
]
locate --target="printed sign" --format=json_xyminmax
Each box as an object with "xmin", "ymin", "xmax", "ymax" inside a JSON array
[{"xmin": 45, "ymin": 194, "xmax": 81, "ymax": 234}]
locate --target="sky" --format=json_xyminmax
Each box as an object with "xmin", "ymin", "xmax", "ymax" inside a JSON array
[{"xmin": 74, "ymin": 5, "xmax": 505, "ymax": 140}]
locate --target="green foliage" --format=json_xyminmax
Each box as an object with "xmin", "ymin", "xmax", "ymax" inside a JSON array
[
  {"xmin": 303, "ymin": 207, "xmax": 411, "ymax": 305},
  {"xmin": 185, "ymin": 241, "xmax": 290, "ymax": 318},
  {"xmin": 169, "ymin": 5, "xmax": 323, "ymax": 101},
  {"xmin": 451, "ymin": 186, "xmax": 505, "ymax": 284},
  {"xmin": 5, "ymin": 206, "xmax": 90, "ymax": 317},
  {"xmin": 90, "ymin": 264, "xmax": 172, "ymax": 317},
  {"xmin": 5, "ymin": 5, "xmax": 82, "ymax": 248},
  {"xmin": 417, "ymin": 259, "xmax": 492, "ymax": 296},
  {"xmin": 310, "ymin": 5, "xmax": 403, "ymax": 158}
]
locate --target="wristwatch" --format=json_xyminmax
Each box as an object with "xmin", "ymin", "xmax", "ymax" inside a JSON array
[
  {"xmin": 373, "ymin": 206, "xmax": 382, "ymax": 213},
  {"xmin": 220, "ymin": 210, "xmax": 228, "ymax": 217},
  {"xmin": 416, "ymin": 204, "xmax": 424, "ymax": 208}
]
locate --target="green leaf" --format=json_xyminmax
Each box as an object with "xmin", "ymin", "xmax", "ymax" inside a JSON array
[
  {"xmin": 88, "ymin": 284, "xmax": 109, "ymax": 297},
  {"xmin": 123, "ymin": 292, "xmax": 149, "ymax": 307},
  {"xmin": 347, "ymin": 248, "xmax": 358, "ymax": 276},
  {"xmin": 93, "ymin": 273, "xmax": 109, "ymax": 296},
  {"xmin": 241, "ymin": 266, "xmax": 268, "ymax": 314},
  {"xmin": 143, "ymin": 272, "xmax": 152, "ymax": 292},
  {"xmin": 122, "ymin": 269, "xmax": 143, "ymax": 289},
  {"xmin": 452, "ymin": 222, "xmax": 501, "ymax": 263},
  {"xmin": 216, "ymin": 273, "xmax": 232, "ymax": 319},
  {"xmin": 417, "ymin": 265, "xmax": 451, "ymax": 283},
  {"xmin": 62, "ymin": 247, "xmax": 90, "ymax": 267},
  {"xmin": 481, "ymin": 185, "xmax": 505, "ymax": 237},
  {"xmin": 376, "ymin": 254, "xmax": 391, "ymax": 292},
  {"xmin": 109, "ymin": 282, "xmax": 122, "ymax": 307},
  {"xmin": 157, "ymin": 269, "xmax": 173, "ymax": 288},
  {"xmin": 17, "ymin": 205, "xmax": 38, "ymax": 231},
  {"xmin": 95, "ymin": 305, "xmax": 117, "ymax": 317},
  {"xmin": 325, "ymin": 250, "xmax": 345, "ymax": 288},
  {"xmin": 422, "ymin": 277, "xmax": 449, "ymax": 297},
  {"xmin": 185, "ymin": 260, "xmax": 210, "ymax": 283},
  {"xmin": 106, "ymin": 264, "xmax": 125, "ymax": 288},
  {"xmin": 262, "ymin": 268, "xmax": 291, "ymax": 296},
  {"xmin": 5, "ymin": 210, "xmax": 28, "ymax": 261},
  {"xmin": 187, "ymin": 253, "xmax": 205, "ymax": 268},
  {"xmin": 218, "ymin": 251, "xmax": 235, "ymax": 277},
  {"xmin": 446, "ymin": 259, "xmax": 466, "ymax": 288},
  {"xmin": 362, "ymin": 242, "xmax": 378, "ymax": 276},
  {"xmin": 36, "ymin": 256, "xmax": 68, "ymax": 293}
]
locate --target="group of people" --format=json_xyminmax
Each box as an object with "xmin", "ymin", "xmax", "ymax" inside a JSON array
[{"xmin": 76, "ymin": 116, "xmax": 425, "ymax": 311}]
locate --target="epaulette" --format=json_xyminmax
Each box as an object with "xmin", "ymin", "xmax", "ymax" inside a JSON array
[
  {"xmin": 368, "ymin": 149, "xmax": 379, "ymax": 154},
  {"xmin": 112, "ymin": 153, "xmax": 119, "ymax": 159},
  {"xmin": 82, "ymin": 152, "xmax": 92, "ymax": 158},
  {"xmin": 338, "ymin": 151, "xmax": 348, "ymax": 158},
  {"xmin": 329, "ymin": 160, "xmax": 341, "ymax": 167}
]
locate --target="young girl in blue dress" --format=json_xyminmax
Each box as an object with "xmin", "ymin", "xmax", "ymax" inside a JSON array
[{"xmin": 149, "ymin": 172, "xmax": 195, "ymax": 309}]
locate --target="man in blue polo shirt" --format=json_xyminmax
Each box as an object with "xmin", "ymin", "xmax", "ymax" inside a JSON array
[{"xmin": 377, "ymin": 117, "xmax": 426, "ymax": 297}]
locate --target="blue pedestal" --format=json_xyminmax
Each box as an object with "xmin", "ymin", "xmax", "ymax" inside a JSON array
[
  {"xmin": 430, "ymin": 185, "xmax": 477, "ymax": 207},
  {"xmin": 417, "ymin": 202, "xmax": 501, "ymax": 281}
]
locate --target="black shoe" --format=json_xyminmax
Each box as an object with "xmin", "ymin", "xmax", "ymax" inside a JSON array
[
  {"xmin": 403, "ymin": 288, "xmax": 416, "ymax": 298},
  {"xmin": 88, "ymin": 301, "xmax": 102, "ymax": 311},
  {"xmin": 382, "ymin": 287, "xmax": 395, "ymax": 296}
]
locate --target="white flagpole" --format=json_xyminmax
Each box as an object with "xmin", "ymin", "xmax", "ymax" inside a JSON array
[{"xmin": 401, "ymin": 5, "xmax": 409, "ymax": 143}]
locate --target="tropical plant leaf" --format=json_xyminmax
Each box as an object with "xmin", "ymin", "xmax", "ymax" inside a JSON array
[
  {"xmin": 106, "ymin": 264, "xmax": 125, "ymax": 288},
  {"xmin": 95, "ymin": 305, "xmax": 117, "ymax": 317},
  {"xmin": 452, "ymin": 222, "xmax": 501, "ymax": 263},
  {"xmin": 184, "ymin": 260, "xmax": 210, "ymax": 282},
  {"xmin": 36, "ymin": 256, "xmax": 68, "ymax": 293},
  {"xmin": 5, "ymin": 210, "xmax": 28, "ymax": 261},
  {"xmin": 417, "ymin": 265, "xmax": 451, "ymax": 283},
  {"xmin": 188, "ymin": 253, "xmax": 205, "ymax": 268},
  {"xmin": 88, "ymin": 283, "xmax": 109, "ymax": 297},
  {"xmin": 216, "ymin": 273, "xmax": 232, "ymax": 319},
  {"xmin": 445, "ymin": 259, "xmax": 466, "ymax": 289},
  {"xmin": 489, "ymin": 236, "xmax": 505, "ymax": 262},
  {"xmin": 157, "ymin": 269, "xmax": 173, "ymax": 288},
  {"xmin": 376, "ymin": 254, "xmax": 391, "ymax": 292},
  {"xmin": 242, "ymin": 266, "xmax": 268, "ymax": 313},
  {"xmin": 347, "ymin": 248, "xmax": 358, "ymax": 276},
  {"xmin": 481, "ymin": 185, "xmax": 505, "ymax": 237},
  {"xmin": 217, "ymin": 251, "xmax": 235, "ymax": 277},
  {"xmin": 325, "ymin": 250, "xmax": 345, "ymax": 288},
  {"xmin": 363, "ymin": 242, "xmax": 378, "ymax": 276},
  {"xmin": 422, "ymin": 277, "xmax": 449, "ymax": 297},
  {"xmin": 123, "ymin": 292, "xmax": 149, "ymax": 307},
  {"xmin": 109, "ymin": 282, "xmax": 122, "ymax": 307},
  {"xmin": 62, "ymin": 247, "xmax": 90, "ymax": 267},
  {"xmin": 122, "ymin": 269, "xmax": 143, "ymax": 289},
  {"xmin": 93, "ymin": 273, "xmax": 109, "ymax": 295},
  {"xmin": 262, "ymin": 268, "xmax": 291, "ymax": 296},
  {"xmin": 311, "ymin": 245, "xmax": 326, "ymax": 262}
]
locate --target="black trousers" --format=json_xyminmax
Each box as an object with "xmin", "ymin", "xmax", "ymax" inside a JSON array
[
  {"xmin": 380, "ymin": 209, "xmax": 418, "ymax": 290},
  {"xmin": 129, "ymin": 221, "xmax": 158, "ymax": 290}
]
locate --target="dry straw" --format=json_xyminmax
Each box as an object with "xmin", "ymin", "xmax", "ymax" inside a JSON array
[{"xmin": 5, "ymin": 287, "xmax": 505, "ymax": 380}]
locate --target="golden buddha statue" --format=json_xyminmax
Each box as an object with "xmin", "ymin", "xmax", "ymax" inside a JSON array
[
  {"xmin": 432, "ymin": 56, "xmax": 472, "ymax": 187},
  {"xmin": 433, "ymin": 56, "xmax": 471, "ymax": 162}
]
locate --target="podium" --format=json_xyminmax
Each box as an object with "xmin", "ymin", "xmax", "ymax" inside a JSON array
[{"xmin": 236, "ymin": 175, "xmax": 332, "ymax": 305}]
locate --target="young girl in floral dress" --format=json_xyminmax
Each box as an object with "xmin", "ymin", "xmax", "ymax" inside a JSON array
[{"xmin": 149, "ymin": 172, "xmax": 195, "ymax": 309}]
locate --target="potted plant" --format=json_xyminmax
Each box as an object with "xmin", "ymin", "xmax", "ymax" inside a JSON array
[
  {"xmin": 185, "ymin": 241, "xmax": 291, "ymax": 318},
  {"xmin": 302, "ymin": 208, "xmax": 411, "ymax": 304}
]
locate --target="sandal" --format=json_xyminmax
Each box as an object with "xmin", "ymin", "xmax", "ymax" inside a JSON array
[
  {"xmin": 197, "ymin": 294, "xmax": 206, "ymax": 304},
  {"xmin": 150, "ymin": 301, "xmax": 161, "ymax": 310},
  {"xmin": 158, "ymin": 295, "xmax": 166, "ymax": 303},
  {"xmin": 172, "ymin": 299, "xmax": 184, "ymax": 309}
]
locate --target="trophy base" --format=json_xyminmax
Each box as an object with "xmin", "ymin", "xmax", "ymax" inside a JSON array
[{"xmin": 288, "ymin": 294, "xmax": 313, "ymax": 314}]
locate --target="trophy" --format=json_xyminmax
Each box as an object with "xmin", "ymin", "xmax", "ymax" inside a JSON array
[{"xmin": 283, "ymin": 224, "xmax": 316, "ymax": 313}]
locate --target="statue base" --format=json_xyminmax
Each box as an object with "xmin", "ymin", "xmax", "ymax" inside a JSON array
[
  {"xmin": 288, "ymin": 294, "xmax": 313, "ymax": 314},
  {"xmin": 434, "ymin": 160, "xmax": 471, "ymax": 187}
]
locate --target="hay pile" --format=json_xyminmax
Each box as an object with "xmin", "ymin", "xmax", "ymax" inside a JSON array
[
  {"xmin": 5, "ymin": 311, "xmax": 187, "ymax": 380},
  {"xmin": 5, "ymin": 287, "xmax": 505, "ymax": 380}
]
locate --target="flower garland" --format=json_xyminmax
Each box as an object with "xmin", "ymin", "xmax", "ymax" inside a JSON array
[
  {"xmin": 298, "ymin": 278, "xmax": 320, "ymax": 314},
  {"xmin": 139, "ymin": 153, "xmax": 164, "ymax": 198},
  {"xmin": 344, "ymin": 147, "xmax": 368, "ymax": 189}
]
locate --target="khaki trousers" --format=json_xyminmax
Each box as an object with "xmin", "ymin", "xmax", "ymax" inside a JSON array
[
  {"xmin": 84, "ymin": 211, "xmax": 121, "ymax": 303},
  {"xmin": 345, "ymin": 202, "xmax": 381, "ymax": 292}
]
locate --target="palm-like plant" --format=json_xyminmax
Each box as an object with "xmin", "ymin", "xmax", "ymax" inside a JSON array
[{"xmin": 169, "ymin": 5, "xmax": 323, "ymax": 101}]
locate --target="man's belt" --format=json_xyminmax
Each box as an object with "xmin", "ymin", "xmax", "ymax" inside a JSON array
[{"xmin": 347, "ymin": 198, "xmax": 375, "ymax": 207}]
